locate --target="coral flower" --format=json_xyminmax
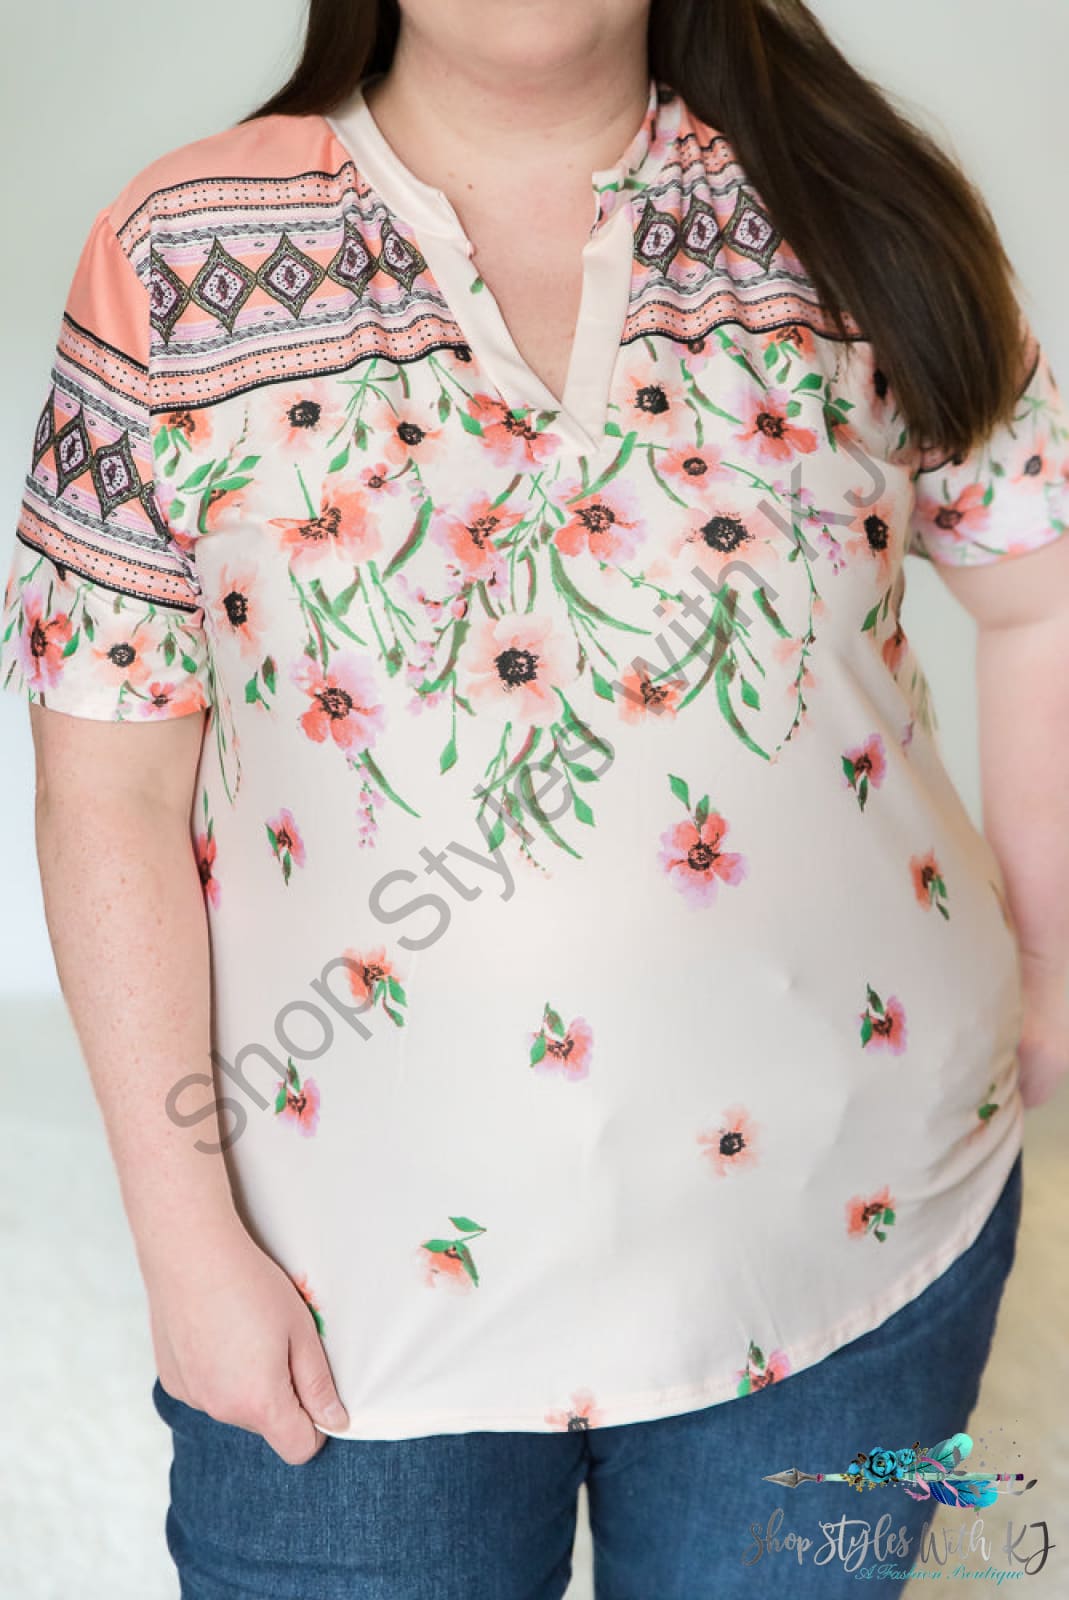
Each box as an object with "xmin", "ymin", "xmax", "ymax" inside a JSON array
[
  {"xmin": 194, "ymin": 830, "xmax": 220, "ymax": 908},
  {"xmin": 160, "ymin": 407, "xmax": 214, "ymax": 450},
  {"xmin": 617, "ymin": 662, "xmax": 687, "ymax": 724},
  {"xmin": 277, "ymin": 1071, "xmax": 321, "ymax": 1137},
  {"xmin": 734, "ymin": 385, "xmax": 819, "ymax": 464},
  {"xmin": 736, "ymin": 1340, "xmax": 791, "ymax": 1396},
  {"xmin": 845, "ymin": 1186, "xmax": 897, "ymax": 1241},
  {"xmin": 266, "ymin": 808, "xmax": 307, "ymax": 882},
  {"xmin": 545, "ymin": 1389, "xmax": 605, "ymax": 1430},
  {"xmin": 88, "ymin": 617, "xmax": 154, "ymax": 690},
  {"xmin": 137, "ymin": 678, "xmax": 210, "ymax": 718},
  {"xmin": 431, "ymin": 491, "xmax": 519, "ymax": 580},
  {"xmin": 292, "ymin": 653, "xmax": 385, "ymax": 752},
  {"xmin": 9, "ymin": 585, "xmax": 72, "ymax": 691},
  {"xmin": 529, "ymin": 1010, "xmax": 594, "ymax": 1082},
  {"xmin": 291, "ymin": 1274, "xmax": 325, "ymax": 1335},
  {"xmin": 462, "ymin": 612, "xmax": 576, "ymax": 724},
  {"xmin": 468, "ymin": 393, "xmax": 560, "ymax": 470},
  {"xmin": 213, "ymin": 563, "xmax": 265, "ymax": 657},
  {"xmin": 659, "ymin": 813, "xmax": 748, "ymax": 906},
  {"xmin": 913, "ymin": 481, "xmax": 990, "ymax": 554},
  {"xmin": 552, "ymin": 478, "xmax": 645, "ymax": 562},
  {"xmin": 859, "ymin": 986, "xmax": 908, "ymax": 1054},
  {"xmin": 618, "ymin": 366, "xmax": 690, "ymax": 444},
  {"xmin": 269, "ymin": 487, "xmax": 379, "ymax": 572},
  {"xmin": 657, "ymin": 441, "xmax": 728, "ymax": 495},
  {"xmin": 697, "ymin": 1105, "xmax": 760, "ymax": 1177}
]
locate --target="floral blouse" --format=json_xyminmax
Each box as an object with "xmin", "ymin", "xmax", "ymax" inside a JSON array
[{"xmin": 3, "ymin": 75, "xmax": 1067, "ymax": 1440}]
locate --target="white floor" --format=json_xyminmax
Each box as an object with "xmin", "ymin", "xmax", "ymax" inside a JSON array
[{"xmin": 1, "ymin": 995, "xmax": 1065, "ymax": 1598}]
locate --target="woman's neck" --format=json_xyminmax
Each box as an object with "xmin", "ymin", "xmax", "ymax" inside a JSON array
[{"xmin": 362, "ymin": 32, "xmax": 652, "ymax": 205}]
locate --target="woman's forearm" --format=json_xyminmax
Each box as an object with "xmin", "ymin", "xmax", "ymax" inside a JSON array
[
  {"xmin": 34, "ymin": 788, "xmax": 239, "ymax": 1269},
  {"xmin": 976, "ymin": 612, "xmax": 1069, "ymax": 990}
]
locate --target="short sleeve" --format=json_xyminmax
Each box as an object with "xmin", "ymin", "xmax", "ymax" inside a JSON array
[
  {"xmin": 0, "ymin": 204, "xmax": 214, "ymax": 721},
  {"xmin": 906, "ymin": 317, "xmax": 1069, "ymax": 567}
]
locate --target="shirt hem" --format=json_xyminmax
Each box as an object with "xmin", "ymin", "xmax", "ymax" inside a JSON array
[{"xmin": 317, "ymin": 1116, "xmax": 1024, "ymax": 1441}]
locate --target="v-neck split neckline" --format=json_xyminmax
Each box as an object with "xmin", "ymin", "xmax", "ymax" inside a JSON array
[{"xmin": 323, "ymin": 76, "xmax": 682, "ymax": 458}]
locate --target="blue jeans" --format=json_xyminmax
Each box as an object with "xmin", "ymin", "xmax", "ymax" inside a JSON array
[{"xmin": 153, "ymin": 1150, "xmax": 1022, "ymax": 1599}]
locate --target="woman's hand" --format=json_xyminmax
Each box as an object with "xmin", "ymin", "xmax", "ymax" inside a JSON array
[
  {"xmin": 1017, "ymin": 958, "xmax": 1069, "ymax": 1109},
  {"xmin": 144, "ymin": 1213, "xmax": 349, "ymax": 1464}
]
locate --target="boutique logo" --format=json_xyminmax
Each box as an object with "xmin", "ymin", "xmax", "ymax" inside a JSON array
[
  {"xmin": 763, "ymin": 1431, "xmax": 1035, "ymax": 1509},
  {"xmin": 741, "ymin": 1432, "xmax": 1054, "ymax": 1580}
]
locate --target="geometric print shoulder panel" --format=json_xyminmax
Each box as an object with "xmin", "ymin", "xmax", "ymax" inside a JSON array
[{"xmin": 115, "ymin": 109, "xmax": 865, "ymax": 418}]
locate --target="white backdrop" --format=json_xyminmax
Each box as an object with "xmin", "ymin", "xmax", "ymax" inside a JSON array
[{"xmin": 1, "ymin": 0, "xmax": 1066, "ymax": 993}]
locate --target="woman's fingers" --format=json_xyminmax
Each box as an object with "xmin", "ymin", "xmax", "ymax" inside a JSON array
[{"xmin": 289, "ymin": 1314, "xmax": 350, "ymax": 1436}]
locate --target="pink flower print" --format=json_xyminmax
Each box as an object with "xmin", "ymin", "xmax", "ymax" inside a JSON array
[
  {"xmin": 269, "ymin": 486, "xmax": 380, "ymax": 573},
  {"xmin": 462, "ymin": 612, "xmax": 577, "ymax": 724},
  {"xmin": 841, "ymin": 734, "xmax": 887, "ymax": 812},
  {"xmin": 762, "ymin": 323, "xmax": 817, "ymax": 363},
  {"xmin": 431, "ymin": 492, "xmax": 519, "ymax": 581},
  {"xmin": 137, "ymin": 678, "xmax": 210, "ymax": 718},
  {"xmin": 357, "ymin": 460, "xmax": 403, "ymax": 499},
  {"xmin": 734, "ymin": 384, "xmax": 819, "ymax": 465},
  {"xmin": 266, "ymin": 808, "xmax": 306, "ymax": 884},
  {"xmin": 736, "ymin": 1340, "xmax": 791, "ymax": 1397},
  {"xmin": 674, "ymin": 488, "xmax": 776, "ymax": 583},
  {"xmin": 552, "ymin": 477, "xmax": 645, "ymax": 562},
  {"xmin": 291, "ymin": 1274, "xmax": 325, "ymax": 1336},
  {"xmin": 659, "ymin": 774, "xmax": 747, "ymax": 907},
  {"xmin": 881, "ymin": 622, "xmax": 907, "ymax": 674},
  {"xmin": 356, "ymin": 778, "xmax": 385, "ymax": 848},
  {"xmin": 618, "ymin": 365, "xmax": 689, "ymax": 444},
  {"xmin": 859, "ymin": 985, "xmax": 908, "ymax": 1054},
  {"xmin": 161, "ymin": 407, "xmax": 214, "ymax": 451},
  {"xmin": 11, "ymin": 585, "xmax": 73, "ymax": 692},
  {"xmin": 657, "ymin": 442, "xmax": 729, "ymax": 496},
  {"xmin": 844, "ymin": 495, "xmax": 897, "ymax": 581},
  {"xmin": 342, "ymin": 945, "xmax": 407, "ymax": 1026},
  {"xmin": 213, "ymin": 562, "xmax": 265, "ymax": 659},
  {"xmin": 292, "ymin": 653, "xmax": 385, "ymax": 753},
  {"xmin": 468, "ymin": 393, "xmax": 560, "ymax": 470},
  {"xmin": 529, "ymin": 1004, "xmax": 593, "ymax": 1081},
  {"xmin": 202, "ymin": 482, "xmax": 247, "ymax": 535},
  {"xmin": 914, "ymin": 481, "xmax": 990, "ymax": 554},
  {"xmin": 418, "ymin": 1217, "xmax": 486, "ymax": 1290},
  {"xmin": 89, "ymin": 616, "xmax": 154, "ymax": 692},
  {"xmin": 274, "ymin": 1059, "xmax": 320, "ymax": 1136},
  {"xmin": 617, "ymin": 661, "xmax": 686, "ymax": 724},
  {"xmin": 545, "ymin": 1389, "xmax": 605, "ymax": 1431},
  {"xmin": 910, "ymin": 851, "xmax": 950, "ymax": 920},
  {"xmin": 262, "ymin": 382, "xmax": 345, "ymax": 454},
  {"xmin": 194, "ymin": 792, "xmax": 220, "ymax": 907},
  {"xmin": 697, "ymin": 1105, "xmax": 760, "ymax": 1178},
  {"xmin": 845, "ymin": 1186, "xmax": 896, "ymax": 1242},
  {"xmin": 1008, "ymin": 429, "xmax": 1055, "ymax": 497},
  {"xmin": 381, "ymin": 409, "xmax": 446, "ymax": 469}
]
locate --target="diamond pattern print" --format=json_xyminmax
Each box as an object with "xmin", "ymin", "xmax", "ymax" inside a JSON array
[
  {"xmin": 149, "ymin": 251, "xmax": 191, "ymax": 344},
  {"xmin": 32, "ymin": 388, "xmax": 56, "ymax": 471},
  {"xmin": 376, "ymin": 219, "xmax": 427, "ymax": 294},
  {"xmin": 90, "ymin": 431, "xmax": 142, "ymax": 518},
  {"xmin": 190, "ymin": 238, "xmax": 257, "ymax": 334},
  {"xmin": 679, "ymin": 195, "xmax": 723, "ymax": 270},
  {"xmin": 327, "ymin": 216, "xmax": 379, "ymax": 299},
  {"xmin": 723, "ymin": 191, "xmax": 781, "ymax": 269},
  {"xmin": 52, "ymin": 408, "xmax": 93, "ymax": 496},
  {"xmin": 256, "ymin": 232, "xmax": 326, "ymax": 318},
  {"xmin": 634, "ymin": 198, "xmax": 681, "ymax": 272}
]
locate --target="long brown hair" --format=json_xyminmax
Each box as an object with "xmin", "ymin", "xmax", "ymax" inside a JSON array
[{"xmin": 244, "ymin": 0, "xmax": 1029, "ymax": 462}]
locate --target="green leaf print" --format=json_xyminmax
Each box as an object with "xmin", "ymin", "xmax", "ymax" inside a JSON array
[{"xmin": 668, "ymin": 773, "xmax": 691, "ymax": 808}]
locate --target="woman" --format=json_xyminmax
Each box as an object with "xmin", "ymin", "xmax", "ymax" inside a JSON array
[{"xmin": 3, "ymin": 0, "xmax": 1066, "ymax": 1594}]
